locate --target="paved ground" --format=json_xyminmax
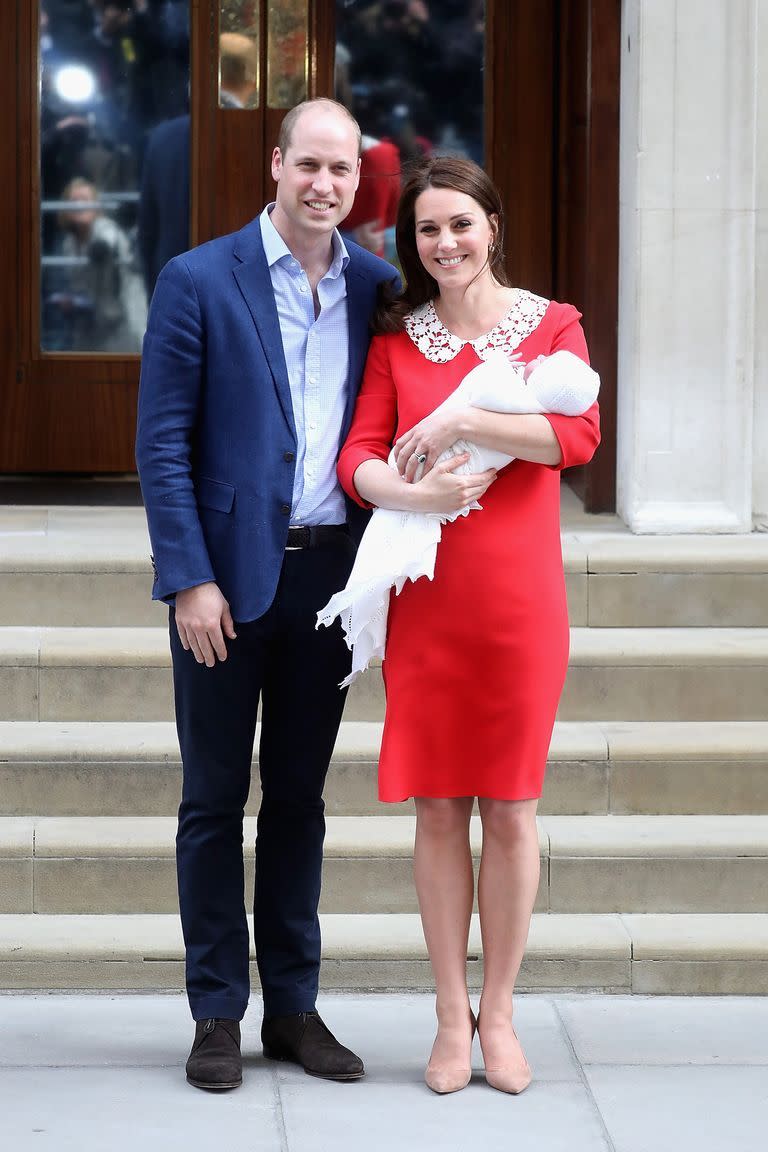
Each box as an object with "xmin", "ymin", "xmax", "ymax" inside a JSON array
[{"xmin": 3, "ymin": 993, "xmax": 768, "ymax": 1151}]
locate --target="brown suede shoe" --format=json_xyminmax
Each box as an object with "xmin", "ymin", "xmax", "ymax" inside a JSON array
[
  {"xmin": 261, "ymin": 1011, "xmax": 364, "ymax": 1081},
  {"xmin": 185, "ymin": 1018, "xmax": 242, "ymax": 1090}
]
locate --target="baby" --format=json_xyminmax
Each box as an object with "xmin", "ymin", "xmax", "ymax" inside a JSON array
[{"xmin": 318, "ymin": 350, "xmax": 600, "ymax": 685}]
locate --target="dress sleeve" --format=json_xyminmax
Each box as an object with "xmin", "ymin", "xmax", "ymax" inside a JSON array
[
  {"xmin": 541, "ymin": 303, "xmax": 601, "ymax": 471},
  {"xmin": 338, "ymin": 334, "xmax": 399, "ymax": 507}
]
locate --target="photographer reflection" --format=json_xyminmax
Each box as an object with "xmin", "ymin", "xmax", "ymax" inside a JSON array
[{"xmin": 44, "ymin": 177, "xmax": 147, "ymax": 352}]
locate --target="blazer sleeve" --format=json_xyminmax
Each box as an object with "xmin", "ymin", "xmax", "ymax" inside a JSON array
[
  {"xmin": 541, "ymin": 303, "xmax": 601, "ymax": 471},
  {"xmin": 135, "ymin": 257, "xmax": 216, "ymax": 601},
  {"xmin": 338, "ymin": 334, "xmax": 399, "ymax": 508}
]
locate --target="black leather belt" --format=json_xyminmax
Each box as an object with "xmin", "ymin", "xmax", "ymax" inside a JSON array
[{"xmin": 285, "ymin": 524, "xmax": 350, "ymax": 550}]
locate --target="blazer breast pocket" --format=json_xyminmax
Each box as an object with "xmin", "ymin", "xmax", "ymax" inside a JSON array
[{"xmin": 195, "ymin": 476, "xmax": 236, "ymax": 514}]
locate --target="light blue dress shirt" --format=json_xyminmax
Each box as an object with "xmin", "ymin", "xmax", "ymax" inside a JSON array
[{"xmin": 259, "ymin": 205, "xmax": 351, "ymax": 526}]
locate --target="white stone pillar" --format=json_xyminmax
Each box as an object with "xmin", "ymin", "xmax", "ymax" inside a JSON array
[
  {"xmin": 753, "ymin": 2, "xmax": 768, "ymax": 526},
  {"xmin": 617, "ymin": 0, "xmax": 759, "ymax": 533}
]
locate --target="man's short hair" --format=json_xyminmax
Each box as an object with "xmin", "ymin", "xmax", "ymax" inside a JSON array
[
  {"xmin": 219, "ymin": 32, "xmax": 258, "ymax": 89},
  {"xmin": 277, "ymin": 99, "xmax": 362, "ymax": 158}
]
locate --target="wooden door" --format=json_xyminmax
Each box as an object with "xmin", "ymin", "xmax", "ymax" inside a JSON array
[
  {"xmin": 486, "ymin": 0, "xmax": 620, "ymax": 512},
  {"xmin": 0, "ymin": 0, "xmax": 324, "ymax": 472},
  {"xmin": 0, "ymin": 0, "xmax": 619, "ymax": 509}
]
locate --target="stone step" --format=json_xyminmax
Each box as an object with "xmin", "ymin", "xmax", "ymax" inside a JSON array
[
  {"xmin": 2, "ymin": 627, "xmax": 768, "ymax": 722},
  {"xmin": 562, "ymin": 627, "xmax": 768, "ymax": 722},
  {"xmin": 3, "ymin": 814, "xmax": 768, "ymax": 916},
  {"xmin": 3, "ymin": 515, "xmax": 768, "ymax": 626},
  {"xmin": 0, "ymin": 911, "xmax": 765, "ymax": 994},
  {"xmin": 576, "ymin": 534, "xmax": 768, "ymax": 627},
  {"xmin": 1, "ymin": 720, "xmax": 767, "ymax": 817},
  {"xmin": 0, "ymin": 508, "xmax": 162, "ymax": 627}
]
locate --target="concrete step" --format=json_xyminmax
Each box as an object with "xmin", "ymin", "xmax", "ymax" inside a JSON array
[
  {"xmin": 0, "ymin": 508, "xmax": 163, "ymax": 627},
  {"xmin": 3, "ymin": 626, "xmax": 768, "ymax": 722},
  {"xmin": 0, "ymin": 814, "xmax": 488, "ymax": 916},
  {"xmin": 0, "ymin": 911, "xmax": 765, "ymax": 994},
  {"xmin": 3, "ymin": 513, "xmax": 768, "ymax": 626},
  {"xmin": 576, "ymin": 534, "xmax": 768, "ymax": 627},
  {"xmin": 562, "ymin": 627, "xmax": 768, "ymax": 721},
  {"xmin": 4, "ymin": 814, "xmax": 768, "ymax": 916},
  {"xmin": 1, "ymin": 720, "xmax": 767, "ymax": 817}
]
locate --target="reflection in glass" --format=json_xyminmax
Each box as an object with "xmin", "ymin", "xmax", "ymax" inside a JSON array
[
  {"xmin": 39, "ymin": 0, "xmax": 191, "ymax": 352},
  {"xmin": 267, "ymin": 0, "xmax": 307, "ymax": 109},
  {"xmin": 219, "ymin": 1, "xmax": 259, "ymax": 109},
  {"xmin": 335, "ymin": 0, "xmax": 485, "ymax": 262}
]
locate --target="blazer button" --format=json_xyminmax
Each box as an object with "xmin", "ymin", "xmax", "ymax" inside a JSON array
[
  {"xmin": 284, "ymin": 451, "xmax": 295, "ymax": 462},
  {"xmin": 280, "ymin": 504, "xmax": 291, "ymax": 515}
]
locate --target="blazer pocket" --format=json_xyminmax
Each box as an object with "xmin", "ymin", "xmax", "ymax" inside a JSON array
[{"xmin": 195, "ymin": 476, "xmax": 235, "ymax": 513}]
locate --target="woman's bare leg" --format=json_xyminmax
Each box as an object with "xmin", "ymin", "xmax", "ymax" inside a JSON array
[
  {"xmin": 476, "ymin": 797, "xmax": 540, "ymax": 1092},
  {"xmin": 414, "ymin": 795, "xmax": 476, "ymax": 1091}
]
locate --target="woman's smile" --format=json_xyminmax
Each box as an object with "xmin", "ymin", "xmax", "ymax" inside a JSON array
[{"xmin": 414, "ymin": 188, "xmax": 496, "ymax": 287}]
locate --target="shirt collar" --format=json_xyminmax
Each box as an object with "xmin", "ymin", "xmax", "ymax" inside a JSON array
[{"xmin": 260, "ymin": 204, "xmax": 350, "ymax": 278}]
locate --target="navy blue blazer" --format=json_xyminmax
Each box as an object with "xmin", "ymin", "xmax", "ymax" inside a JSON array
[{"xmin": 135, "ymin": 217, "xmax": 398, "ymax": 622}]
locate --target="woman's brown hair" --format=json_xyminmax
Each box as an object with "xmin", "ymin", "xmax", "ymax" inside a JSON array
[{"xmin": 373, "ymin": 154, "xmax": 510, "ymax": 334}]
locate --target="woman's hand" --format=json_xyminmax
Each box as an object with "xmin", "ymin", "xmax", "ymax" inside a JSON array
[
  {"xmin": 409, "ymin": 453, "xmax": 497, "ymax": 515},
  {"xmin": 393, "ymin": 408, "xmax": 470, "ymax": 482}
]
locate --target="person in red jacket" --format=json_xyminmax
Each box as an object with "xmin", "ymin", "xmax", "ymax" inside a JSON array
[{"xmin": 341, "ymin": 135, "xmax": 400, "ymax": 258}]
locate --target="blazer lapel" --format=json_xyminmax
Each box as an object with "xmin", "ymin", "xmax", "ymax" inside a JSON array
[
  {"xmin": 342, "ymin": 261, "xmax": 373, "ymax": 440},
  {"xmin": 233, "ymin": 225, "xmax": 296, "ymax": 438}
]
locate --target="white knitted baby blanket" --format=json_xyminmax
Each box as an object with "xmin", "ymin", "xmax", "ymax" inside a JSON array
[{"xmin": 317, "ymin": 349, "xmax": 599, "ymax": 686}]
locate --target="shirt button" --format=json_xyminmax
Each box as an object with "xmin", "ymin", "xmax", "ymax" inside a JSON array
[
  {"xmin": 299, "ymin": 285, "xmax": 307, "ymax": 293},
  {"xmin": 309, "ymin": 422, "xmax": 317, "ymax": 430},
  {"xmin": 284, "ymin": 451, "xmax": 295, "ymax": 462},
  {"xmin": 308, "ymin": 376, "xmax": 317, "ymax": 385},
  {"xmin": 280, "ymin": 504, "xmax": 291, "ymax": 515}
]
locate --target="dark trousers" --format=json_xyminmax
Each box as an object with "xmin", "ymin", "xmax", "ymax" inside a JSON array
[{"xmin": 170, "ymin": 534, "xmax": 355, "ymax": 1021}]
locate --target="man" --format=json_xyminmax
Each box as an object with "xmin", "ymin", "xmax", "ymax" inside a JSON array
[
  {"xmin": 138, "ymin": 112, "xmax": 190, "ymax": 299},
  {"xmin": 138, "ymin": 36, "xmax": 258, "ymax": 300},
  {"xmin": 217, "ymin": 31, "xmax": 259, "ymax": 109},
  {"xmin": 136, "ymin": 98, "xmax": 398, "ymax": 1091}
]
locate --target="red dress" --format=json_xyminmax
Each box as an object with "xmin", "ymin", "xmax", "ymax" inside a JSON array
[{"xmin": 338, "ymin": 293, "xmax": 601, "ymax": 802}]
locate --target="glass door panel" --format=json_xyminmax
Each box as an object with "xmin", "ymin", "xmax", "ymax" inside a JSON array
[
  {"xmin": 334, "ymin": 0, "xmax": 484, "ymax": 259},
  {"xmin": 219, "ymin": 1, "xmax": 260, "ymax": 109},
  {"xmin": 39, "ymin": 0, "xmax": 191, "ymax": 353},
  {"xmin": 267, "ymin": 0, "xmax": 308, "ymax": 109}
]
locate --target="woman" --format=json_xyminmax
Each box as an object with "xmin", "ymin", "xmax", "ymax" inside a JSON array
[{"xmin": 337, "ymin": 156, "xmax": 600, "ymax": 1094}]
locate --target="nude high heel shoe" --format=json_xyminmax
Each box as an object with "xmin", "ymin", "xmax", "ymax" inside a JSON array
[
  {"xmin": 424, "ymin": 1011, "xmax": 477, "ymax": 1095},
  {"xmin": 478, "ymin": 1016, "xmax": 532, "ymax": 1095}
]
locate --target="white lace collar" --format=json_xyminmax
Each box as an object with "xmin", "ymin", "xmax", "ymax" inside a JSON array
[{"xmin": 403, "ymin": 290, "xmax": 549, "ymax": 363}]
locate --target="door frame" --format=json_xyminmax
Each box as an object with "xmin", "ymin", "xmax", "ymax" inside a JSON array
[
  {"xmin": 486, "ymin": 0, "xmax": 620, "ymax": 512},
  {"xmin": 0, "ymin": 0, "xmax": 619, "ymax": 511}
]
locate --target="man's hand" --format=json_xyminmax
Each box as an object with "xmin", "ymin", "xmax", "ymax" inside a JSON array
[{"xmin": 175, "ymin": 582, "xmax": 237, "ymax": 667}]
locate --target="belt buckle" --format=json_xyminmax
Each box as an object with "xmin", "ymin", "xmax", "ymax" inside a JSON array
[{"xmin": 286, "ymin": 525, "xmax": 310, "ymax": 551}]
